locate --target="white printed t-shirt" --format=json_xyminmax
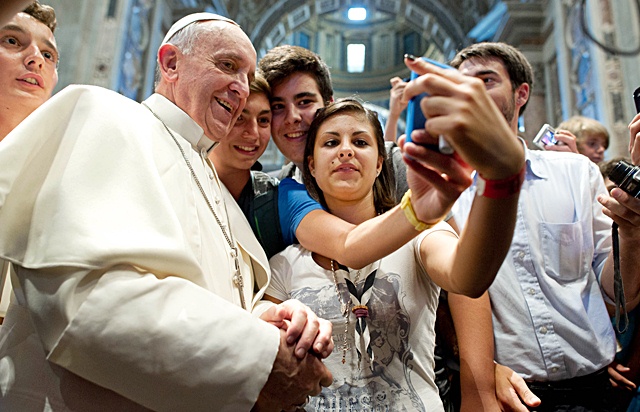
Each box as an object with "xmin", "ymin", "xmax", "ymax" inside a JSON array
[{"xmin": 268, "ymin": 222, "xmax": 456, "ymax": 412}]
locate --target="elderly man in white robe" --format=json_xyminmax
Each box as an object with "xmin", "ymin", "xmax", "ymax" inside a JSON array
[{"xmin": 0, "ymin": 13, "xmax": 334, "ymax": 411}]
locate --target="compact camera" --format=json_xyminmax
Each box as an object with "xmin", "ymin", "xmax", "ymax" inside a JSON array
[
  {"xmin": 405, "ymin": 57, "xmax": 455, "ymax": 154},
  {"xmin": 609, "ymin": 160, "xmax": 640, "ymax": 199},
  {"xmin": 532, "ymin": 124, "xmax": 558, "ymax": 150}
]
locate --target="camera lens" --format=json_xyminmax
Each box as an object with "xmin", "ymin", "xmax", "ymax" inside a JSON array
[{"xmin": 609, "ymin": 160, "xmax": 640, "ymax": 198}]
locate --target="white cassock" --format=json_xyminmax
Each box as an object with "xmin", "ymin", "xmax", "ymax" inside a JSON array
[{"xmin": 0, "ymin": 85, "xmax": 278, "ymax": 411}]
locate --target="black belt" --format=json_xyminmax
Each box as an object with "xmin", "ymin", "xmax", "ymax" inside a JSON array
[
  {"xmin": 524, "ymin": 368, "xmax": 632, "ymax": 412},
  {"xmin": 526, "ymin": 368, "xmax": 609, "ymax": 390}
]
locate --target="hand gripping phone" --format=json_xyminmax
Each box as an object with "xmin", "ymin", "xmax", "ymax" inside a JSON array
[
  {"xmin": 405, "ymin": 57, "xmax": 455, "ymax": 154},
  {"xmin": 532, "ymin": 124, "xmax": 558, "ymax": 150}
]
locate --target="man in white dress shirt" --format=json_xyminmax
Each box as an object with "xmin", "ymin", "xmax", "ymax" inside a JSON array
[
  {"xmin": 0, "ymin": 12, "xmax": 332, "ymax": 411},
  {"xmin": 447, "ymin": 42, "xmax": 640, "ymax": 411}
]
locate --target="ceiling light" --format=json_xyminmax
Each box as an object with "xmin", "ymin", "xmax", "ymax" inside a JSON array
[{"xmin": 348, "ymin": 7, "xmax": 367, "ymax": 21}]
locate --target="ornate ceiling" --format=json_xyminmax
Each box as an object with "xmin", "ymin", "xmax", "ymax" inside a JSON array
[
  {"xmin": 170, "ymin": 0, "xmax": 499, "ymax": 54},
  {"xmin": 166, "ymin": 0, "xmax": 545, "ymax": 100}
]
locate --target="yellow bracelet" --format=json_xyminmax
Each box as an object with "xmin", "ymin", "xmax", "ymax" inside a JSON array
[{"xmin": 400, "ymin": 190, "xmax": 442, "ymax": 231}]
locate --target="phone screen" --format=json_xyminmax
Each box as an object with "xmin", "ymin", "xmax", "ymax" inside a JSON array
[
  {"xmin": 533, "ymin": 124, "xmax": 557, "ymax": 149},
  {"xmin": 539, "ymin": 128, "xmax": 557, "ymax": 146}
]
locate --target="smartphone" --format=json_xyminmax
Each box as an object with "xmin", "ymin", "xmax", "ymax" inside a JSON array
[
  {"xmin": 533, "ymin": 124, "xmax": 558, "ymax": 149},
  {"xmin": 405, "ymin": 57, "xmax": 455, "ymax": 154},
  {"xmin": 633, "ymin": 86, "xmax": 640, "ymax": 113}
]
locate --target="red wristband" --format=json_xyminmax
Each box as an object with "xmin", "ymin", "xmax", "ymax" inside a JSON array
[{"xmin": 476, "ymin": 166, "xmax": 525, "ymax": 199}]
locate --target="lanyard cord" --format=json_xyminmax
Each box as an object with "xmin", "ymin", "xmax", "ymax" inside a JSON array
[
  {"xmin": 142, "ymin": 103, "xmax": 246, "ymax": 309},
  {"xmin": 613, "ymin": 222, "xmax": 629, "ymax": 333}
]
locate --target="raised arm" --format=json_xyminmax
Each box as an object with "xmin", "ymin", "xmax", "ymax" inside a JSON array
[
  {"xmin": 404, "ymin": 56, "xmax": 524, "ymax": 296},
  {"xmin": 294, "ymin": 145, "xmax": 473, "ymax": 269},
  {"xmin": 299, "ymin": 56, "xmax": 525, "ymax": 278},
  {"xmin": 384, "ymin": 77, "xmax": 408, "ymax": 142},
  {"xmin": 296, "ymin": 205, "xmax": 436, "ymax": 270}
]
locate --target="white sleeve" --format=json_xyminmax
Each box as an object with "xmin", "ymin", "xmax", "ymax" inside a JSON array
[
  {"xmin": 267, "ymin": 251, "xmax": 293, "ymax": 302},
  {"xmin": 0, "ymin": 86, "xmax": 279, "ymax": 412},
  {"xmin": 18, "ymin": 264, "xmax": 279, "ymax": 412}
]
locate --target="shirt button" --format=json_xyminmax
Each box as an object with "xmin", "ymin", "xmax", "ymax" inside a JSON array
[
  {"xmin": 551, "ymin": 367, "xmax": 558, "ymax": 373},
  {"xmin": 540, "ymin": 326, "xmax": 548, "ymax": 334},
  {"xmin": 215, "ymin": 197, "xmax": 221, "ymax": 204},
  {"xmin": 528, "ymin": 288, "xmax": 536, "ymax": 295},
  {"xmin": 518, "ymin": 252, "xmax": 525, "ymax": 260}
]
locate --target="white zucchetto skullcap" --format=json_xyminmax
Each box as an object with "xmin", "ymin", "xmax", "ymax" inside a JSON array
[{"xmin": 161, "ymin": 12, "xmax": 238, "ymax": 45}]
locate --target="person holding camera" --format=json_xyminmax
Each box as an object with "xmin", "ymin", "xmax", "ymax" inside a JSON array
[
  {"xmin": 401, "ymin": 42, "xmax": 640, "ymax": 411},
  {"xmin": 599, "ymin": 157, "xmax": 640, "ymax": 412},
  {"xmin": 535, "ymin": 116, "xmax": 610, "ymax": 165},
  {"xmin": 556, "ymin": 116, "xmax": 610, "ymax": 164}
]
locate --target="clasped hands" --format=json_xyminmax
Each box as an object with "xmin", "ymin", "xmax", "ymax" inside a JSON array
[{"xmin": 255, "ymin": 299, "xmax": 333, "ymax": 412}]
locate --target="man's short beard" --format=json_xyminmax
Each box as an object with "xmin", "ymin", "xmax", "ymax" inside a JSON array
[{"xmin": 501, "ymin": 94, "xmax": 517, "ymax": 125}]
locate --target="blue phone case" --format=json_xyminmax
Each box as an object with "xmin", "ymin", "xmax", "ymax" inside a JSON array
[{"xmin": 405, "ymin": 57, "xmax": 455, "ymax": 153}]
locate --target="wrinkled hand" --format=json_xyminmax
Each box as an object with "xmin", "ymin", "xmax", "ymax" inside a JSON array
[
  {"xmin": 389, "ymin": 77, "xmax": 408, "ymax": 116},
  {"xmin": 544, "ymin": 129, "xmax": 578, "ymax": 154},
  {"xmin": 608, "ymin": 360, "xmax": 637, "ymax": 391},
  {"xmin": 494, "ymin": 363, "xmax": 541, "ymax": 412},
  {"xmin": 253, "ymin": 329, "xmax": 333, "ymax": 412},
  {"xmin": 401, "ymin": 56, "xmax": 524, "ymax": 181},
  {"xmin": 259, "ymin": 299, "xmax": 333, "ymax": 359},
  {"xmin": 629, "ymin": 113, "xmax": 640, "ymax": 165}
]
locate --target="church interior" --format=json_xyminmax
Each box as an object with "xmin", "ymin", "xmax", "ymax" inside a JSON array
[{"xmin": 44, "ymin": 0, "xmax": 640, "ymax": 170}]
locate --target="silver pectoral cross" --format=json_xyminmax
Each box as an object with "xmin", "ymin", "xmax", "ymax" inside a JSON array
[{"xmin": 230, "ymin": 247, "xmax": 246, "ymax": 310}]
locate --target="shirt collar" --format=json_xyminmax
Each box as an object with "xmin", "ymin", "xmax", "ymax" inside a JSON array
[
  {"xmin": 471, "ymin": 137, "xmax": 544, "ymax": 183},
  {"xmin": 519, "ymin": 137, "xmax": 548, "ymax": 180},
  {"xmin": 142, "ymin": 93, "xmax": 216, "ymax": 153}
]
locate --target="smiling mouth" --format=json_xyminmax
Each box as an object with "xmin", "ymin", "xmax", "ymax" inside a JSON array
[
  {"xmin": 216, "ymin": 98, "xmax": 232, "ymax": 113},
  {"xmin": 235, "ymin": 145, "xmax": 258, "ymax": 153},
  {"xmin": 21, "ymin": 78, "xmax": 40, "ymax": 86},
  {"xmin": 284, "ymin": 131, "xmax": 306, "ymax": 140}
]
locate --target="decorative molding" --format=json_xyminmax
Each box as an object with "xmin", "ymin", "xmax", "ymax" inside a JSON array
[
  {"xmin": 316, "ymin": 0, "xmax": 341, "ymax": 15},
  {"xmin": 288, "ymin": 5, "xmax": 312, "ymax": 30}
]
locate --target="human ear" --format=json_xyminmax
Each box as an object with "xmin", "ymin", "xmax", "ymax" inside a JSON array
[
  {"xmin": 515, "ymin": 83, "xmax": 530, "ymax": 107},
  {"xmin": 158, "ymin": 44, "xmax": 180, "ymax": 83},
  {"xmin": 308, "ymin": 156, "xmax": 316, "ymax": 176},
  {"xmin": 376, "ymin": 155, "xmax": 383, "ymax": 176}
]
